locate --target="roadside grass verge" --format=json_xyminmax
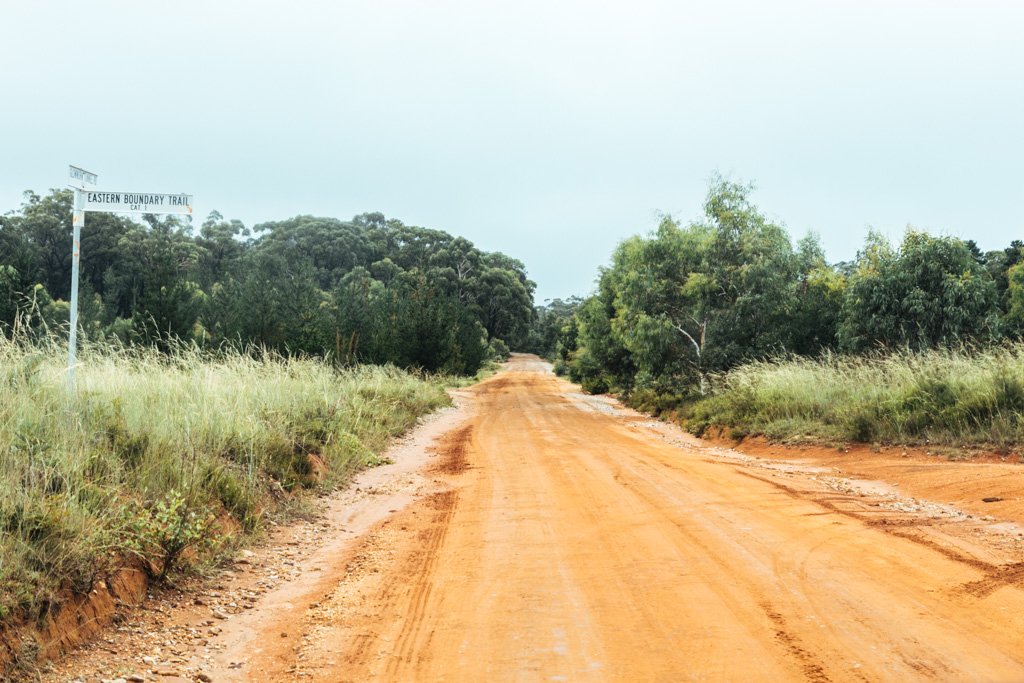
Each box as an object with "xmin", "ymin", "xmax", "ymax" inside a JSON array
[
  {"xmin": 447, "ymin": 358, "xmax": 504, "ymax": 387},
  {"xmin": 680, "ymin": 345, "xmax": 1024, "ymax": 452},
  {"xmin": 0, "ymin": 335, "xmax": 450, "ymax": 622}
]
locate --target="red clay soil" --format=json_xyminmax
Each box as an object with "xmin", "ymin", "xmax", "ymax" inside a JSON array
[
  {"xmin": 36, "ymin": 355, "xmax": 1024, "ymax": 682},
  {"xmin": 212, "ymin": 356, "xmax": 1024, "ymax": 681},
  {"xmin": 0, "ymin": 564, "xmax": 149, "ymax": 675},
  {"xmin": 700, "ymin": 432, "xmax": 1024, "ymax": 529}
]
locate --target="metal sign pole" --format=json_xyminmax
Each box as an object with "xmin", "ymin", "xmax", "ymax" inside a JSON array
[
  {"xmin": 64, "ymin": 164, "xmax": 190, "ymax": 392},
  {"xmin": 67, "ymin": 188, "xmax": 84, "ymax": 393}
]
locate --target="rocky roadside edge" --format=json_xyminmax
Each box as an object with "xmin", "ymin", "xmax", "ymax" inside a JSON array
[{"xmin": 27, "ymin": 393, "xmax": 474, "ymax": 683}]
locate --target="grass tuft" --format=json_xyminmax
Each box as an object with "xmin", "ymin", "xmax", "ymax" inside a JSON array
[
  {"xmin": 0, "ymin": 334, "xmax": 449, "ymax": 619},
  {"xmin": 682, "ymin": 345, "xmax": 1024, "ymax": 450}
]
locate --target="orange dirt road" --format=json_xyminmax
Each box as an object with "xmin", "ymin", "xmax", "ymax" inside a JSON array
[{"xmin": 232, "ymin": 356, "xmax": 1024, "ymax": 682}]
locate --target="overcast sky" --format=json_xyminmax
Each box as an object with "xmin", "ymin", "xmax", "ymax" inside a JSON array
[{"xmin": 2, "ymin": 1, "xmax": 1022, "ymax": 302}]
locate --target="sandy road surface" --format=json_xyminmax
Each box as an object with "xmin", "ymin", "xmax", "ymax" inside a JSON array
[
  {"xmin": 41, "ymin": 355, "xmax": 1024, "ymax": 682},
  {"xmin": 216, "ymin": 354, "xmax": 1024, "ymax": 682}
]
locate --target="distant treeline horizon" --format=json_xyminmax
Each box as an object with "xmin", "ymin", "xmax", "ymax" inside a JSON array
[
  {"xmin": 526, "ymin": 175, "xmax": 1024, "ymax": 405},
  {"xmin": 0, "ymin": 189, "xmax": 534, "ymax": 374}
]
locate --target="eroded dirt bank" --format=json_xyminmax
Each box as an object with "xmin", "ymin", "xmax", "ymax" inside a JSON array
[{"xmin": 44, "ymin": 355, "xmax": 1024, "ymax": 682}]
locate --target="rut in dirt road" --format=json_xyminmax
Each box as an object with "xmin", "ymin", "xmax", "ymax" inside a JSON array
[{"xmin": 226, "ymin": 355, "xmax": 1024, "ymax": 682}]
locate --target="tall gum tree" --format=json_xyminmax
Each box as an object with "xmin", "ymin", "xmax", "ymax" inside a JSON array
[{"xmin": 604, "ymin": 177, "xmax": 800, "ymax": 396}]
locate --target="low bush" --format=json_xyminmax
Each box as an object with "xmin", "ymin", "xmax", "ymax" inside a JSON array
[{"xmin": 487, "ymin": 338, "xmax": 511, "ymax": 362}]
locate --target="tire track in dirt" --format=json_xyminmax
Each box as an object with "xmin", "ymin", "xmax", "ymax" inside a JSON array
[
  {"xmin": 275, "ymin": 416, "xmax": 474, "ymax": 681},
  {"xmin": 956, "ymin": 561, "xmax": 1024, "ymax": 598},
  {"xmin": 735, "ymin": 467, "xmax": 1024, "ymax": 583},
  {"xmin": 384, "ymin": 425, "xmax": 471, "ymax": 671},
  {"xmin": 38, "ymin": 356, "xmax": 1024, "ymax": 681},
  {"xmin": 759, "ymin": 602, "xmax": 836, "ymax": 683},
  {"xmin": 384, "ymin": 490, "xmax": 458, "ymax": 677},
  {"xmin": 429, "ymin": 424, "xmax": 473, "ymax": 475}
]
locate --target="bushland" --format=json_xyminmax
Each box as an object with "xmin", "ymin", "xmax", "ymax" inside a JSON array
[
  {"xmin": 0, "ymin": 334, "xmax": 449, "ymax": 622},
  {"xmin": 680, "ymin": 345, "xmax": 1024, "ymax": 451},
  {"xmin": 541, "ymin": 176, "xmax": 1024, "ymax": 452}
]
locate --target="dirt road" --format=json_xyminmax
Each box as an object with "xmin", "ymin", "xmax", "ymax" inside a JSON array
[
  {"xmin": 216, "ymin": 354, "xmax": 1024, "ymax": 682},
  {"xmin": 44, "ymin": 355, "xmax": 1024, "ymax": 682}
]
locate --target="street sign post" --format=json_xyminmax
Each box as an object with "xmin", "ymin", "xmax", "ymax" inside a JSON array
[
  {"xmin": 65, "ymin": 166, "xmax": 192, "ymax": 392},
  {"xmin": 68, "ymin": 186, "xmax": 86, "ymax": 392}
]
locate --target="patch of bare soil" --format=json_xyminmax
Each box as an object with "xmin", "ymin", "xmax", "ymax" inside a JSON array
[
  {"xmin": 697, "ymin": 432, "xmax": 1024, "ymax": 533},
  {"xmin": 0, "ymin": 564, "xmax": 149, "ymax": 678},
  {"xmin": 34, "ymin": 356, "xmax": 1024, "ymax": 681},
  {"xmin": 34, "ymin": 393, "xmax": 473, "ymax": 683}
]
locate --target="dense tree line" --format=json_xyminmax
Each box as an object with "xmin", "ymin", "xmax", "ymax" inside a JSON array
[
  {"xmin": 542, "ymin": 176, "xmax": 1024, "ymax": 404},
  {"xmin": 0, "ymin": 190, "xmax": 534, "ymax": 374},
  {"xmin": 523, "ymin": 296, "xmax": 581, "ymax": 361}
]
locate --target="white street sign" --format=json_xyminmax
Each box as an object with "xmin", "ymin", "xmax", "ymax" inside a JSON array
[
  {"xmin": 68, "ymin": 165, "xmax": 98, "ymax": 190},
  {"xmin": 83, "ymin": 191, "xmax": 193, "ymax": 215},
  {"xmin": 66, "ymin": 163, "xmax": 194, "ymax": 393}
]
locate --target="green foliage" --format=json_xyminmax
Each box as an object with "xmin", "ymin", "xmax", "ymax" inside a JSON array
[
  {"xmin": 566, "ymin": 175, "xmax": 1018, "ymax": 410},
  {"xmin": 524, "ymin": 297, "xmax": 581, "ymax": 360},
  {"xmin": 123, "ymin": 491, "xmax": 214, "ymax": 580},
  {"xmin": 0, "ymin": 190, "xmax": 75, "ymax": 300},
  {"xmin": 0, "ymin": 265, "xmax": 20, "ymax": 328},
  {"xmin": 682, "ymin": 346, "xmax": 1024, "ymax": 448},
  {"xmin": 1004, "ymin": 261, "xmax": 1024, "ymax": 335},
  {"xmin": 0, "ymin": 192, "xmax": 534, "ymax": 376},
  {"xmin": 0, "ymin": 334, "xmax": 450, "ymax": 619},
  {"xmin": 839, "ymin": 230, "xmax": 1000, "ymax": 351},
  {"xmin": 475, "ymin": 253, "xmax": 535, "ymax": 348},
  {"xmin": 790, "ymin": 235, "xmax": 846, "ymax": 354},
  {"xmin": 487, "ymin": 337, "xmax": 511, "ymax": 362},
  {"xmin": 567, "ymin": 284, "xmax": 634, "ymax": 393}
]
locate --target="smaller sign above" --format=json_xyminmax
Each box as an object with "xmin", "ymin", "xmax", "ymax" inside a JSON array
[
  {"xmin": 68, "ymin": 165, "xmax": 98, "ymax": 190},
  {"xmin": 84, "ymin": 191, "xmax": 193, "ymax": 215}
]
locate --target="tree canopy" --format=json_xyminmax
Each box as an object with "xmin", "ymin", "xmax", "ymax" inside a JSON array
[
  {"xmin": 0, "ymin": 191, "xmax": 534, "ymax": 374},
  {"xmin": 558, "ymin": 177, "xmax": 1021, "ymax": 402}
]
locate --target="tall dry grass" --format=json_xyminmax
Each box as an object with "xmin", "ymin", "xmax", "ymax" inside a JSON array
[
  {"xmin": 683, "ymin": 345, "xmax": 1024, "ymax": 449},
  {"xmin": 0, "ymin": 334, "xmax": 449, "ymax": 617}
]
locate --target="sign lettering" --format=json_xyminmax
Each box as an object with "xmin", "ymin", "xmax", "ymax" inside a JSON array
[
  {"xmin": 68, "ymin": 165, "xmax": 98, "ymax": 190},
  {"xmin": 84, "ymin": 191, "xmax": 193, "ymax": 215}
]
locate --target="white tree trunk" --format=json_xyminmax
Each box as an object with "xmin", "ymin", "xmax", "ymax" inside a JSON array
[{"xmin": 671, "ymin": 319, "xmax": 708, "ymax": 396}]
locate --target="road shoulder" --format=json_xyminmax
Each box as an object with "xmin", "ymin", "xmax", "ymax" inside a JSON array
[{"xmin": 38, "ymin": 390, "xmax": 477, "ymax": 683}]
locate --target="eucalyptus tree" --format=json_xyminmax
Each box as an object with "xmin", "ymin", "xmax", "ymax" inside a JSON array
[
  {"xmin": 1005, "ymin": 261, "xmax": 1024, "ymax": 336},
  {"xmin": 195, "ymin": 211, "xmax": 250, "ymax": 291},
  {"xmin": 122, "ymin": 216, "xmax": 208, "ymax": 347},
  {"xmin": 605, "ymin": 220, "xmax": 714, "ymax": 394},
  {"xmin": 839, "ymin": 230, "xmax": 1000, "ymax": 351},
  {"xmin": 594, "ymin": 177, "xmax": 801, "ymax": 396},
  {"xmin": 570, "ymin": 281, "xmax": 635, "ymax": 394},
  {"xmin": 475, "ymin": 253, "xmax": 535, "ymax": 347},
  {"xmin": 0, "ymin": 265, "xmax": 21, "ymax": 330},
  {"xmin": 0, "ymin": 190, "xmax": 74, "ymax": 299},
  {"xmin": 788, "ymin": 234, "xmax": 845, "ymax": 355}
]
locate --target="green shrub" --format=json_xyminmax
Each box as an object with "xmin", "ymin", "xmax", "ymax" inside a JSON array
[
  {"xmin": 580, "ymin": 375, "xmax": 609, "ymax": 395},
  {"xmin": 124, "ymin": 490, "xmax": 215, "ymax": 580},
  {"xmin": 487, "ymin": 338, "xmax": 511, "ymax": 362}
]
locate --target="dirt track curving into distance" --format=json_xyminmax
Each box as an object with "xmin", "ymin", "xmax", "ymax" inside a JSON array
[
  {"xmin": 42, "ymin": 354, "xmax": 1024, "ymax": 682},
  {"xmin": 211, "ymin": 354, "xmax": 1024, "ymax": 682}
]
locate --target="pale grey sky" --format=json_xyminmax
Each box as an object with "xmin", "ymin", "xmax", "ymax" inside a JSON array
[{"xmin": 2, "ymin": 1, "xmax": 1022, "ymax": 302}]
